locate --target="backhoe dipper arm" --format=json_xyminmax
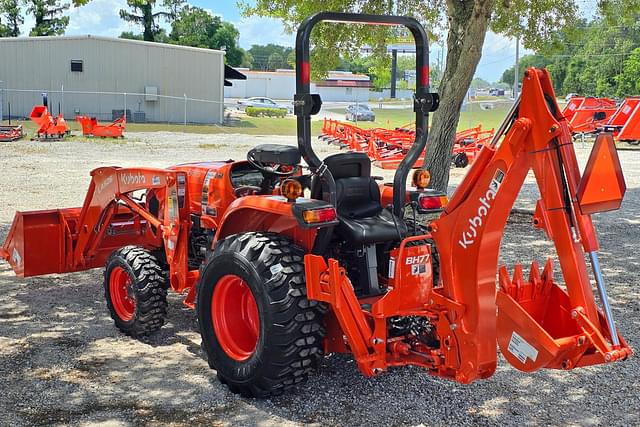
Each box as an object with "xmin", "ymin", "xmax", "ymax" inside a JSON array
[{"xmin": 430, "ymin": 68, "xmax": 630, "ymax": 382}]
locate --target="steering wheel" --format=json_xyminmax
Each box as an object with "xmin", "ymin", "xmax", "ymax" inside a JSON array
[
  {"xmin": 247, "ymin": 152, "xmax": 299, "ymax": 177},
  {"xmin": 234, "ymin": 185, "xmax": 262, "ymax": 198}
]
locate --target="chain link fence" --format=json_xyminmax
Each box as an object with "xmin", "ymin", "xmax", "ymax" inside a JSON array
[{"xmin": 0, "ymin": 86, "xmax": 226, "ymax": 125}]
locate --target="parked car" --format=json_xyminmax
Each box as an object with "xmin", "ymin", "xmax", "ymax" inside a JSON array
[
  {"xmin": 237, "ymin": 97, "xmax": 292, "ymax": 114},
  {"xmin": 346, "ymin": 104, "xmax": 375, "ymax": 122}
]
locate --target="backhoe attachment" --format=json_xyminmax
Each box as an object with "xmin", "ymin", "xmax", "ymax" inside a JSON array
[
  {"xmin": 304, "ymin": 68, "xmax": 631, "ymax": 384},
  {"xmin": 431, "ymin": 68, "xmax": 631, "ymax": 379}
]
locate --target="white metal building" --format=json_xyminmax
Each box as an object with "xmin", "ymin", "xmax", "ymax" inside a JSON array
[
  {"xmin": 225, "ymin": 69, "xmax": 371, "ymax": 102},
  {"xmin": 0, "ymin": 35, "xmax": 236, "ymax": 124}
]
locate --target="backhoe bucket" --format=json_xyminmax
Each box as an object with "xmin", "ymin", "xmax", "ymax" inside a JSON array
[
  {"xmin": 1, "ymin": 208, "xmax": 80, "ymax": 277},
  {"xmin": 496, "ymin": 260, "xmax": 630, "ymax": 372}
]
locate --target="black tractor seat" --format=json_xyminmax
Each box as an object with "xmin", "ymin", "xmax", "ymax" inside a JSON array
[
  {"xmin": 311, "ymin": 152, "xmax": 406, "ymax": 245},
  {"xmin": 248, "ymin": 144, "xmax": 301, "ymax": 166}
]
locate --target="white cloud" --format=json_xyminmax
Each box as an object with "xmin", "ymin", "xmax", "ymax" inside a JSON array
[
  {"xmin": 234, "ymin": 16, "xmax": 294, "ymax": 48},
  {"xmin": 19, "ymin": 0, "xmax": 164, "ymax": 37}
]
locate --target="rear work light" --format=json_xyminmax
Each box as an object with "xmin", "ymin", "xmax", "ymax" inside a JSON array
[
  {"xmin": 303, "ymin": 207, "xmax": 337, "ymax": 224},
  {"xmin": 418, "ymin": 194, "xmax": 449, "ymax": 210}
]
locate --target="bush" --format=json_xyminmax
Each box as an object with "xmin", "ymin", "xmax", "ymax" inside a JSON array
[{"xmin": 245, "ymin": 106, "xmax": 287, "ymax": 118}]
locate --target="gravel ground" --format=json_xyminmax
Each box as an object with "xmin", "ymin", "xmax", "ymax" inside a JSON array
[{"xmin": 0, "ymin": 133, "xmax": 639, "ymax": 426}]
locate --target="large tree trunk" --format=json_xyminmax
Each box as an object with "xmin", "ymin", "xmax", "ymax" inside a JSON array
[{"xmin": 423, "ymin": 0, "xmax": 496, "ymax": 192}]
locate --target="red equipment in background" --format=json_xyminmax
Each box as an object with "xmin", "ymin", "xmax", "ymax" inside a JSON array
[
  {"xmin": 29, "ymin": 105, "xmax": 70, "ymax": 140},
  {"xmin": 600, "ymin": 97, "xmax": 640, "ymax": 145},
  {"xmin": 0, "ymin": 125, "xmax": 24, "ymax": 142},
  {"xmin": 0, "ymin": 8, "xmax": 632, "ymax": 399},
  {"xmin": 320, "ymin": 118, "xmax": 494, "ymax": 169},
  {"xmin": 76, "ymin": 115, "xmax": 126, "ymax": 138},
  {"xmin": 562, "ymin": 97, "xmax": 617, "ymax": 133}
]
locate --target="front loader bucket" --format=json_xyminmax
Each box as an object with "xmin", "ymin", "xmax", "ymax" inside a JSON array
[
  {"xmin": 496, "ymin": 260, "xmax": 630, "ymax": 372},
  {"xmin": 1, "ymin": 208, "xmax": 80, "ymax": 277}
]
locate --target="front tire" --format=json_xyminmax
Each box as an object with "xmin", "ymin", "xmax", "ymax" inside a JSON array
[
  {"xmin": 197, "ymin": 232, "xmax": 325, "ymax": 398},
  {"xmin": 104, "ymin": 246, "xmax": 168, "ymax": 338}
]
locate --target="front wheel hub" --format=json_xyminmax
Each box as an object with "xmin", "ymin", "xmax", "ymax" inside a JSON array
[{"xmin": 109, "ymin": 266, "xmax": 136, "ymax": 321}]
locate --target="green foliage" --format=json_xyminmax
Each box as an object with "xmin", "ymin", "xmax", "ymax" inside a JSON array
[
  {"xmin": 500, "ymin": 54, "xmax": 551, "ymax": 87},
  {"xmin": 118, "ymin": 5, "xmax": 246, "ymax": 66},
  {"xmin": 119, "ymin": 0, "xmax": 182, "ymax": 42},
  {"xmin": 248, "ymin": 44, "xmax": 293, "ymax": 70},
  {"xmin": 119, "ymin": 31, "xmax": 144, "ymax": 40},
  {"xmin": 502, "ymin": 15, "xmax": 640, "ymax": 97},
  {"xmin": 245, "ymin": 106, "xmax": 287, "ymax": 118},
  {"xmin": 211, "ymin": 21, "xmax": 244, "ymax": 66},
  {"xmin": 26, "ymin": 0, "xmax": 69, "ymax": 36},
  {"xmin": 616, "ymin": 47, "xmax": 640, "ymax": 95},
  {"xmin": 470, "ymin": 77, "xmax": 490, "ymax": 89},
  {"xmin": 0, "ymin": 0, "xmax": 22, "ymax": 37}
]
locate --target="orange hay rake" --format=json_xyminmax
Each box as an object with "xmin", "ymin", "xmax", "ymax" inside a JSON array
[{"xmin": 320, "ymin": 118, "xmax": 494, "ymax": 169}]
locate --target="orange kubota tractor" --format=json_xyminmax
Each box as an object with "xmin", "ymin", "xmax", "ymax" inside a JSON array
[{"xmin": 0, "ymin": 13, "xmax": 631, "ymax": 397}]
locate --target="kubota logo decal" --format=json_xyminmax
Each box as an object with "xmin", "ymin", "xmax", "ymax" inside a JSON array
[
  {"xmin": 458, "ymin": 169, "xmax": 505, "ymax": 249},
  {"xmin": 96, "ymin": 175, "xmax": 113, "ymax": 194},
  {"xmin": 120, "ymin": 172, "xmax": 146, "ymax": 185}
]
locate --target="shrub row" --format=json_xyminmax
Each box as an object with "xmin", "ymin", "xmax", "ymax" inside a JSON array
[{"xmin": 245, "ymin": 106, "xmax": 287, "ymax": 118}]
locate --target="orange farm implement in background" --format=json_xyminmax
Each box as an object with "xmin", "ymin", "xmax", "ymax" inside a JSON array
[
  {"xmin": 562, "ymin": 97, "xmax": 617, "ymax": 134},
  {"xmin": 76, "ymin": 115, "xmax": 126, "ymax": 138},
  {"xmin": 29, "ymin": 105, "xmax": 70, "ymax": 141},
  {"xmin": 320, "ymin": 118, "xmax": 494, "ymax": 169},
  {"xmin": 0, "ymin": 125, "xmax": 24, "ymax": 142},
  {"xmin": 599, "ymin": 97, "xmax": 640, "ymax": 145},
  {"xmin": 0, "ymin": 10, "xmax": 632, "ymax": 399}
]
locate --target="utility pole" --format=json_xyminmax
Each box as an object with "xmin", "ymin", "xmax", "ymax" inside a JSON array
[
  {"xmin": 390, "ymin": 48, "xmax": 398, "ymax": 98},
  {"xmin": 513, "ymin": 36, "xmax": 520, "ymax": 99},
  {"xmin": 0, "ymin": 81, "xmax": 3, "ymax": 122}
]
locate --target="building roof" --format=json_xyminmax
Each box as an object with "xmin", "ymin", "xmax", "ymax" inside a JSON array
[
  {"xmin": 0, "ymin": 35, "xmax": 225, "ymax": 56},
  {"xmin": 235, "ymin": 69, "xmax": 370, "ymax": 82}
]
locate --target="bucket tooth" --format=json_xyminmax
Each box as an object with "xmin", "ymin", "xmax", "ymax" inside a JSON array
[
  {"xmin": 498, "ymin": 265, "xmax": 512, "ymax": 293},
  {"xmin": 528, "ymin": 261, "xmax": 541, "ymax": 285},
  {"xmin": 541, "ymin": 257, "xmax": 554, "ymax": 281},
  {"xmin": 512, "ymin": 264, "xmax": 526, "ymax": 300}
]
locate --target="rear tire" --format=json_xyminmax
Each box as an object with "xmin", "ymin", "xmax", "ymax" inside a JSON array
[
  {"xmin": 197, "ymin": 232, "xmax": 325, "ymax": 398},
  {"xmin": 104, "ymin": 246, "xmax": 168, "ymax": 338}
]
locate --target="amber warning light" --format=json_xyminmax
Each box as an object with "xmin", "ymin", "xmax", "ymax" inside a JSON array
[{"xmin": 303, "ymin": 207, "xmax": 337, "ymax": 224}]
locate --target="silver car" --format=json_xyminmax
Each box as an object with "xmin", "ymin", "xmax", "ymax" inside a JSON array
[
  {"xmin": 346, "ymin": 104, "xmax": 375, "ymax": 122},
  {"xmin": 237, "ymin": 97, "xmax": 292, "ymax": 114}
]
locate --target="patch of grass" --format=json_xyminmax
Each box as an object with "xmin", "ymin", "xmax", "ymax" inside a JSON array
[
  {"xmin": 326, "ymin": 102, "xmax": 512, "ymax": 132},
  {"xmin": 198, "ymin": 143, "xmax": 226, "ymax": 150},
  {"xmin": 3, "ymin": 103, "xmax": 509, "ymax": 138}
]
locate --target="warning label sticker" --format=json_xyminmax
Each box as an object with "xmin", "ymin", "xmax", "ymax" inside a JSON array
[{"xmin": 507, "ymin": 331, "xmax": 539, "ymax": 364}]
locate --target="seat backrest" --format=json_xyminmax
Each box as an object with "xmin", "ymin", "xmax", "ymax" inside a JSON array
[
  {"xmin": 335, "ymin": 177, "xmax": 382, "ymax": 219},
  {"xmin": 310, "ymin": 152, "xmax": 372, "ymax": 200},
  {"xmin": 311, "ymin": 152, "xmax": 382, "ymax": 219}
]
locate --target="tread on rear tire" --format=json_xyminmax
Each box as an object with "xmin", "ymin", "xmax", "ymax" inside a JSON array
[{"xmin": 197, "ymin": 232, "xmax": 325, "ymax": 398}]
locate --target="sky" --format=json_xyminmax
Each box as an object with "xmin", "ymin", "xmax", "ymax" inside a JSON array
[{"xmin": 17, "ymin": 0, "xmax": 524, "ymax": 83}]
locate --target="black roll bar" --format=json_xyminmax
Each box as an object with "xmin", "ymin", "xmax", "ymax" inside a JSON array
[{"xmin": 294, "ymin": 12, "xmax": 438, "ymax": 217}]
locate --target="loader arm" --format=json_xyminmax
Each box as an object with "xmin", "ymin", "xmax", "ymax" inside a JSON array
[
  {"xmin": 1, "ymin": 167, "xmax": 193, "ymax": 294},
  {"xmin": 430, "ymin": 68, "xmax": 631, "ymax": 380}
]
